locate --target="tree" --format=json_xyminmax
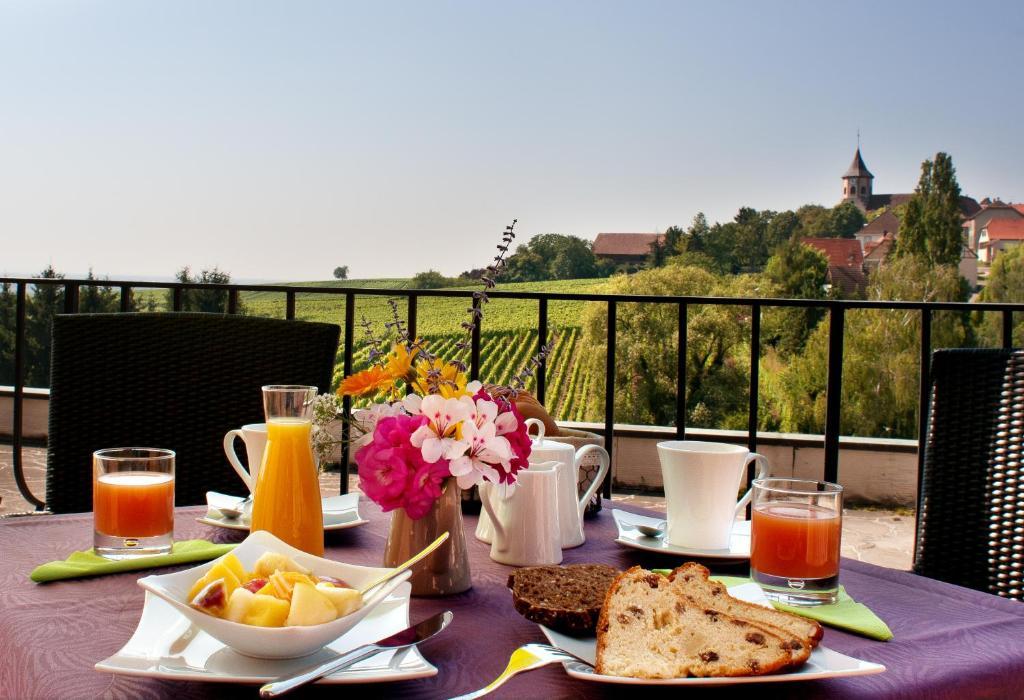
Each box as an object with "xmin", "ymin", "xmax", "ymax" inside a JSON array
[
  {"xmin": 762, "ymin": 241, "xmax": 830, "ymax": 355},
  {"xmin": 827, "ymin": 201, "xmax": 867, "ymax": 238},
  {"xmin": 773, "ymin": 256, "xmax": 969, "ymax": 438},
  {"xmin": 502, "ymin": 234, "xmax": 600, "ymax": 282},
  {"xmin": 167, "ymin": 266, "xmax": 244, "ymax": 314},
  {"xmin": 333, "ymin": 266, "xmax": 349, "ymax": 280},
  {"xmin": 581, "ymin": 265, "xmax": 756, "ymax": 429},
  {"xmin": 410, "ymin": 269, "xmax": 457, "ymax": 289},
  {"xmin": 976, "ymin": 244, "xmax": 1024, "ymax": 346},
  {"xmin": 79, "ymin": 270, "xmax": 123, "ymax": 314},
  {"xmin": 895, "ymin": 152, "xmax": 964, "ymax": 267},
  {"xmin": 647, "ymin": 226, "xmax": 685, "ymax": 268},
  {"xmin": 25, "ymin": 266, "xmax": 64, "ymax": 387}
]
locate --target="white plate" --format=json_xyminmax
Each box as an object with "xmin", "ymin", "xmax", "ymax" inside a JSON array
[
  {"xmin": 613, "ymin": 509, "xmax": 751, "ymax": 560},
  {"xmin": 540, "ymin": 583, "xmax": 885, "ymax": 685},
  {"xmin": 96, "ymin": 585, "xmax": 437, "ymax": 683},
  {"xmin": 199, "ymin": 492, "xmax": 369, "ymax": 532}
]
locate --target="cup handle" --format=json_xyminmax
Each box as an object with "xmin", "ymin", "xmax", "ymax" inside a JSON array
[
  {"xmin": 223, "ymin": 430, "xmax": 253, "ymax": 492},
  {"xmin": 734, "ymin": 453, "xmax": 769, "ymax": 518},
  {"xmin": 479, "ymin": 482, "xmax": 508, "ymax": 553},
  {"xmin": 524, "ymin": 418, "xmax": 545, "ymax": 441},
  {"xmin": 574, "ymin": 445, "xmax": 610, "ymax": 519}
]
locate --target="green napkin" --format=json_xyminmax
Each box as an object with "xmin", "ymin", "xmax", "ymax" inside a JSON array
[
  {"xmin": 30, "ymin": 540, "xmax": 236, "ymax": 583},
  {"xmin": 652, "ymin": 570, "xmax": 893, "ymax": 641}
]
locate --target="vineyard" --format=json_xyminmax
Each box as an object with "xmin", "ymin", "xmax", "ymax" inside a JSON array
[{"xmin": 241, "ymin": 278, "xmax": 609, "ymax": 422}]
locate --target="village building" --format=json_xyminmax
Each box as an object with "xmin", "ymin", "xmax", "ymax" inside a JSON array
[
  {"xmin": 592, "ymin": 232, "xmax": 664, "ymax": 265},
  {"xmin": 978, "ymin": 218, "xmax": 1024, "ymax": 263},
  {"xmin": 802, "ymin": 237, "xmax": 867, "ymax": 297},
  {"xmin": 963, "ymin": 198, "xmax": 1024, "ymax": 252}
]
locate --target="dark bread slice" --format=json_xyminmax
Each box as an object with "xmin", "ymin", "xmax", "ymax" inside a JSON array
[
  {"xmin": 595, "ymin": 566, "xmax": 793, "ymax": 678},
  {"xmin": 668, "ymin": 562, "xmax": 822, "ymax": 664},
  {"xmin": 507, "ymin": 564, "xmax": 619, "ymax": 635}
]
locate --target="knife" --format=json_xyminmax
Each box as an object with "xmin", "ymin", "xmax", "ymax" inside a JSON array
[{"xmin": 259, "ymin": 610, "xmax": 453, "ymax": 697}]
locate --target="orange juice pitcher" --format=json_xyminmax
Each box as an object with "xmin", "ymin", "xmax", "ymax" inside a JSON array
[{"xmin": 250, "ymin": 385, "xmax": 324, "ymax": 555}]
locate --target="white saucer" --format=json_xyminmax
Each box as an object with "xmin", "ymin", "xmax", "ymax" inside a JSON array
[
  {"xmin": 199, "ymin": 492, "xmax": 369, "ymax": 532},
  {"xmin": 96, "ymin": 584, "xmax": 437, "ymax": 684},
  {"xmin": 612, "ymin": 509, "xmax": 751, "ymax": 560},
  {"xmin": 539, "ymin": 582, "xmax": 885, "ymax": 686}
]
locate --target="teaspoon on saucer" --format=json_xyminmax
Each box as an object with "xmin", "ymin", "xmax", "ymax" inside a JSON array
[{"xmin": 631, "ymin": 521, "xmax": 666, "ymax": 538}]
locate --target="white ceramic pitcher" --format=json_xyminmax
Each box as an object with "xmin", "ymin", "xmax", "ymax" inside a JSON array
[
  {"xmin": 479, "ymin": 461, "xmax": 562, "ymax": 566},
  {"xmin": 475, "ymin": 420, "xmax": 610, "ymax": 548},
  {"xmin": 222, "ymin": 423, "xmax": 267, "ymax": 493}
]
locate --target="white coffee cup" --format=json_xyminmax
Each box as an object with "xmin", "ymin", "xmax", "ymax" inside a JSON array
[
  {"xmin": 480, "ymin": 461, "xmax": 562, "ymax": 566},
  {"xmin": 223, "ymin": 423, "xmax": 268, "ymax": 493},
  {"xmin": 657, "ymin": 440, "xmax": 769, "ymax": 550}
]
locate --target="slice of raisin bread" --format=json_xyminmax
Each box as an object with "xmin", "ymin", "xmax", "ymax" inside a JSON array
[
  {"xmin": 669, "ymin": 562, "xmax": 822, "ymax": 664},
  {"xmin": 507, "ymin": 564, "xmax": 619, "ymax": 636},
  {"xmin": 596, "ymin": 566, "xmax": 793, "ymax": 678}
]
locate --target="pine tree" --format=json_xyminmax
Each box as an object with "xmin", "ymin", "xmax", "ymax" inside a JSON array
[{"xmin": 896, "ymin": 152, "xmax": 964, "ymax": 267}]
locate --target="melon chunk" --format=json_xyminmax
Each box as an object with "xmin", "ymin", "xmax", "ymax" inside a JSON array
[
  {"xmin": 285, "ymin": 582, "xmax": 337, "ymax": 626},
  {"xmin": 315, "ymin": 582, "xmax": 363, "ymax": 618},
  {"xmin": 242, "ymin": 594, "xmax": 291, "ymax": 627}
]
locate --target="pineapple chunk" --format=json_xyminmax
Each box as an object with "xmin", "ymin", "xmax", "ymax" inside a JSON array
[
  {"xmin": 285, "ymin": 582, "xmax": 337, "ymax": 626},
  {"xmin": 315, "ymin": 582, "xmax": 363, "ymax": 617},
  {"xmin": 225, "ymin": 587, "xmax": 256, "ymax": 623},
  {"xmin": 242, "ymin": 594, "xmax": 291, "ymax": 627},
  {"xmin": 187, "ymin": 561, "xmax": 242, "ymax": 603},
  {"xmin": 252, "ymin": 552, "xmax": 310, "ymax": 579},
  {"xmin": 267, "ymin": 571, "xmax": 317, "ymax": 600},
  {"xmin": 219, "ymin": 553, "xmax": 247, "ymax": 585}
]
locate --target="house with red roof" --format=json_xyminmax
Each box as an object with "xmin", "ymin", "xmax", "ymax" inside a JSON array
[
  {"xmin": 592, "ymin": 232, "xmax": 664, "ymax": 264},
  {"xmin": 978, "ymin": 218, "xmax": 1024, "ymax": 263},
  {"xmin": 801, "ymin": 237, "xmax": 866, "ymax": 297},
  {"xmin": 963, "ymin": 199, "xmax": 1024, "ymax": 253}
]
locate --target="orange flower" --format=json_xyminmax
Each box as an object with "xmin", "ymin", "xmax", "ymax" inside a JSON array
[{"xmin": 337, "ymin": 365, "xmax": 395, "ymax": 398}]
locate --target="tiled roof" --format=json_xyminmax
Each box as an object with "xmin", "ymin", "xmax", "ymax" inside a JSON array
[
  {"xmin": 964, "ymin": 200, "xmax": 1023, "ymax": 220},
  {"xmin": 858, "ymin": 210, "xmax": 900, "ymax": 239},
  {"xmin": 592, "ymin": 232, "xmax": 664, "ymax": 257},
  {"xmin": 867, "ymin": 193, "xmax": 981, "ymax": 217},
  {"xmin": 864, "ymin": 233, "xmax": 895, "ymax": 260},
  {"xmin": 802, "ymin": 237, "xmax": 864, "ymax": 268},
  {"xmin": 828, "ymin": 265, "xmax": 868, "ymax": 297},
  {"xmin": 983, "ymin": 218, "xmax": 1024, "ymax": 241},
  {"xmin": 1014, "ymin": 204, "xmax": 1024, "ymax": 216},
  {"xmin": 843, "ymin": 149, "xmax": 874, "ymax": 179}
]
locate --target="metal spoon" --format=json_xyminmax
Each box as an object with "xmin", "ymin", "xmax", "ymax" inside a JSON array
[
  {"xmin": 217, "ymin": 495, "xmax": 252, "ymax": 520},
  {"xmin": 358, "ymin": 531, "xmax": 450, "ymax": 596},
  {"xmin": 259, "ymin": 610, "xmax": 453, "ymax": 697},
  {"xmin": 631, "ymin": 520, "xmax": 666, "ymax": 538}
]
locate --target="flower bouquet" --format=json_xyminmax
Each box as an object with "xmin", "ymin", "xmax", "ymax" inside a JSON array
[{"xmin": 313, "ymin": 220, "xmax": 552, "ymax": 595}]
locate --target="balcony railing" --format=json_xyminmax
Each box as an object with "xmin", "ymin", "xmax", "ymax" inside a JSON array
[{"xmin": 2, "ymin": 276, "xmax": 1021, "ymax": 516}]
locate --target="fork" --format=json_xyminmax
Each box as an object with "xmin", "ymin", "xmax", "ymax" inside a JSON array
[{"xmin": 448, "ymin": 643, "xmax": 592, "ymax": 700}]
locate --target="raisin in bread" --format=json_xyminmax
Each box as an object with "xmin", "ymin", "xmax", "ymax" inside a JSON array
[
  {"xmin": 668, "ymin": 562, "xmax": 822, "ymax": 665},
  {"xmin": 596, "ymin": 567, "xmax": 793, "ymax": 678},
  {"xmin": 507, "ymin": 564, "xmax": 619, "ymax": 635}
]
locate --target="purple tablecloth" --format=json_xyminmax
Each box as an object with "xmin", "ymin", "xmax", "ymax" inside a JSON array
[{"xmin": 2, "ymin": 500, "xmax": 1023, "ymax": 699}]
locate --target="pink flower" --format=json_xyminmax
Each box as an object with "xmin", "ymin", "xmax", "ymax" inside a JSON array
[
  {"xmin": 357, "ymin": 414, "xmax": 449, "ymax": 519},
  {"xmin": 474, "ymin": 390, "xmax": 531, "ymax": 485}
]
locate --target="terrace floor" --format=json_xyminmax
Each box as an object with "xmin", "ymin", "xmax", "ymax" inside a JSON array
[{"xmin": 1, "ymin": 445, "xmax": 914, "ymax": 570}]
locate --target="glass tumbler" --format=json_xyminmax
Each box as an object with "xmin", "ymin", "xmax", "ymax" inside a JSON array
[
  {"xmin": 93, "ymin": 448, "xmax": 175, "ymax": 559},
  {"xmin": 750, "ymin": 478, "xmax": 843, "ymax": 605}
]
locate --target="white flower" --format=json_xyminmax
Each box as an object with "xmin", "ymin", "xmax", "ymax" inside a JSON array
[
  {"xmin": 351, "ymin": 402, "xmax": 404, "ymax": 448},
  {"xmin": 468, "ymin": 396, "xmax": 499, "ymax": 429},
  {"xmin": 410, "ymin": 395, "xmax": 472, "ymax": 463},
  {"xmin": 448, "ymin": 420, "xmax": 513, "ymax": 489}
]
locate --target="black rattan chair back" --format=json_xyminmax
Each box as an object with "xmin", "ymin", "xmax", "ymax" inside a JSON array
[
  {"xmin": 914, "ymin": 348, "xmax": 1024, "ymax": 600},
  {"xmin": 46, "ymin": 313, "xmax": 340, "ymax": 514}
]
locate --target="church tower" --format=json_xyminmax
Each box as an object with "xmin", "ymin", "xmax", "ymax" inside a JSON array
[{"xmin": 842, "ymin": 147, "xmax": 874, "ymax": 211}]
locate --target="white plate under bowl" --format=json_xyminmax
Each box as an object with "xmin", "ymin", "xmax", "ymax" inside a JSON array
[
  {"xmin": 199, "ymin": 492, "xmax": 369, "ymax": 532},
  {"xmin": 613, "ymin": 509, "xmax": 751, "ymax": 561},
  {"xmin": 540, "ymin": 582, "xmax": 885, "ymax": 685},
  {"xmin": 136, "ymin": 530, "xmax": 409, "ymax": 659},
  {"xmin": 96, "ymin": 584, "xmax": 437, "ymax": 684}
]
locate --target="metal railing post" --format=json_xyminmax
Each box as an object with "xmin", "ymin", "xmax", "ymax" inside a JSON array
[
  {"xmin": 470, "ymin": 296, "xmax": 481, "ymax": 381},
  {"xmin": 602, "ymin": 301, "xmax": 616, "ymax": 499},
  {"xmin": 536, "ymin": 298, "xmax": 548, "ymax": 404},
  {"xmin": 676, "ymin": 303, "xmax": 687, "ymax": 440},
  {"xmin": 120, "ymin": 286, "xmax": 132, "ymax": 312},
  {"xmin": 13, "ymin": 283, "xmax": 44, "ymax": 509},
  {"xmin": 746, "ymin": 303, "xmax": 761, "ymax": 504},
  {"xmin": 339, "ymin": 293, "xmax": 355, "ymax": 495},
  {"xmin": 914, "ymin": 308, "xmax": 932, "ymax": 562},
  {"xmin": 285, "ymin": 291, "xmax": 296, "ymax": 320},
  {"xmin": 1003, "ymin": 310, "xmax": 1014, "ymax": 349},
  {"xmin": 823, "ymin": 306, "xmax": 845, "ymax": 484}
]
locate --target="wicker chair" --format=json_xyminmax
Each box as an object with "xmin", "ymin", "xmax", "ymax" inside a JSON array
[
  {"xmin": 46, "ymin": 313, "xmax": 340, "ymax": 514},
  {"xmin": 914, "ymin": 348, "xmax": 1024, "ymax": 600}
]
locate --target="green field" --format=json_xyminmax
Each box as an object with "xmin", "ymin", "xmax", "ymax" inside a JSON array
[{"xmin": 139, "ymin": 278, "xmax": 609, "ymax": 421}]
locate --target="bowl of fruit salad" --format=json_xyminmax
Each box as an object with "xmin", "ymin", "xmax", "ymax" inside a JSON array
[{"xmin": 137, "ymin": 530, "xmax": 411, "ymax": 659}]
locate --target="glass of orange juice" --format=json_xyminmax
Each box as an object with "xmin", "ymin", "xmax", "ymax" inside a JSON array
[
  {"xmin": 750, "ymin": 478, "xmax": 843, "ymax": 605},
  {"xmin": 93, "ymin": 448, "xmax": 175, "ymax": 559}
]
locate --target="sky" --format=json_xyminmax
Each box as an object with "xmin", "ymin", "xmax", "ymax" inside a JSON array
[{"xmin": 2, "ymin": 0, "xmax": 1022, "ymax": 281}]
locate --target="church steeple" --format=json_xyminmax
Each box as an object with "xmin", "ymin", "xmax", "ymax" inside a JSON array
[{"xmin": 842, "ymin": 146, "xmax": 874, "ymax": 211}]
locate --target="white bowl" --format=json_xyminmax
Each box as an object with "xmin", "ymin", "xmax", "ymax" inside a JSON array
[{"xmin": 138, "ymin": 530, "xmax": 411, "ymax": 659}]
